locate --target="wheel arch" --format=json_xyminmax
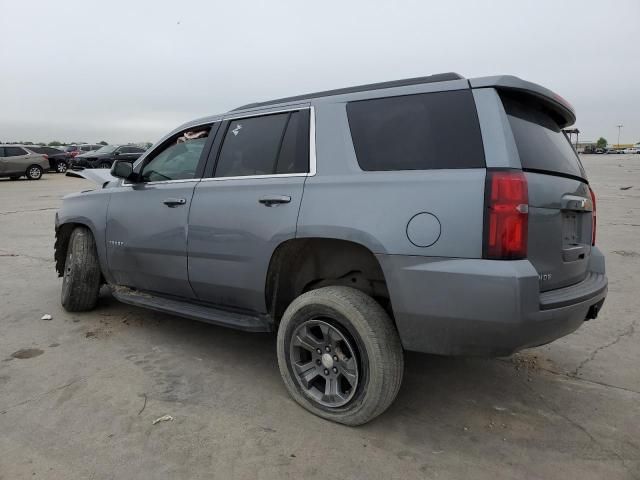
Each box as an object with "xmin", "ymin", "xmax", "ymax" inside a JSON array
[
  {"xmin": 55, "ymin": 220, "xmax": 106, "ymax": 284},
  {"xmin": 265, "ymin": 237, "xmax": 392, "ymax": 327}
]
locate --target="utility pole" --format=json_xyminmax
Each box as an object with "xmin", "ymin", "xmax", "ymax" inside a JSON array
[{"xmin": 617, "ymin": 124, "xmax": 623, "ymax": 148}]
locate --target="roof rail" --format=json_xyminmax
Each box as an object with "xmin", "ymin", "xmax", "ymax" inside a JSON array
[{"xmin": 231, "ymin": 72, "xmax": 465, "ymax": 111}]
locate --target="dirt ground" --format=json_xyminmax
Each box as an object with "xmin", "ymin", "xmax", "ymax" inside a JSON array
[{"xmin": 1, "ymin": 155, "xmax": 638, "ymax": 479}]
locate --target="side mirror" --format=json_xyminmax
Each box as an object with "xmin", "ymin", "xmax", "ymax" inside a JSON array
[
  {"xmin": 111, "ymin": 160, "xmax": 134, "ymax": 181},
  {"xmin": 114, "ymin": 151, "xmax": 121, "ymax": 156}
]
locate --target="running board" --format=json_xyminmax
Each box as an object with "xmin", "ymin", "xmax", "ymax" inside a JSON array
[{"xmin": 111, "ymin": 287, "xmax": 273, "ymax": 332}]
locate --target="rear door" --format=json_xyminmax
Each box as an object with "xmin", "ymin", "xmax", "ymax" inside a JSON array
[
  {"xmin": 500, "ymin": 92, "xmax": 593, "ymax": 291},
  {"xmin": 188, "ymin": 107, "xmax": 311, "ymax": 313}
]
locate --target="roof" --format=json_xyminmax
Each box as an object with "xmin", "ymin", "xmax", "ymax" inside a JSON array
[
  {"xmin": 231, "ymin": 72, "xmax": 465, "ymax": 111},
  {"xmin": 228, "ymin": 72, "xmax": 575, "ymax": 128}
]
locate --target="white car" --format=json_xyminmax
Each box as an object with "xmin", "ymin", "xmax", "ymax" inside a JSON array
[{"xmin": 622, "ymin": 147, "xmax": 639, "ymax": 154}]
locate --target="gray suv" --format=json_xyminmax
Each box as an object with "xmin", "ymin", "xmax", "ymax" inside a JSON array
[
  {"xmin": 54, "ymin": 73, "xmax": 607, "ymax": 425},
  {"xmin": 0, "ymin": 145, "xmax": 50, "ymax": 180}
]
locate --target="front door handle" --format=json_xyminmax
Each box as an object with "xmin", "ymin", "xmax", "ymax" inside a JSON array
[
  {"xmin": 259, "ymin": 195, "xmax": 291, "ymax": 207},
  {"xmin": 163, "ymin": 197, "xmax": 187, "ymax": 207}
]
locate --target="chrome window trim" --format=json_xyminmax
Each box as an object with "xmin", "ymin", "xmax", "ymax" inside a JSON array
[
  {"xmin": 199, "ymin": 172, "xmax": 308, "ymax": 183},
  {"xmin": 223, "ymin": 104, "xmax": 309, "ymax": 121},
  {"xmin": 122, "ymin": 178, "xmax": 201, "ymax": 186},
  {"xmin": 122, "ymin": 106, "xmax": 316, "ymax": 187}
]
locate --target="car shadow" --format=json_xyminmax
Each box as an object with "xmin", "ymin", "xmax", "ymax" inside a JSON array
[{"xmin": 92, "ymin": 288, "xmax": 538, "ymax": 428}]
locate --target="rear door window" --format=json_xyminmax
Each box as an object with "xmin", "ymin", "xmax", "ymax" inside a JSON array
[
  {"xmin": 500, "ymin": 93, "xmax": 585, "ymax": 179},
  {"xmin": 346, "ymin": 90, "xmax": 485, "ymax": 171},
  {"xmin": 4, "ymin": 147, "xmax": 27, "ymax": 157},
  {"xmin": 214, "ymin": 110, "xmax": 309, "ymax": 177}
]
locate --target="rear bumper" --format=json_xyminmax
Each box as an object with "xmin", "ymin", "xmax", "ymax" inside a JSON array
[{"xmin": 376, "ymin": 248, "xmax": 607, "ymax": 356}]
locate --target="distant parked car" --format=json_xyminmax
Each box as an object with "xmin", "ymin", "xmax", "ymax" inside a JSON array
[
  {"xmin": 595, "ymin": 148, "xmax": 605, "ymax": 154},
  {"xmin": 605, "ymin": 148, "xmax": 623, "ymax": 154},
  {"xmin": 0, "ymin": 145, "xmax": 49, "ymax": 180},
  {"xmin": 64, "ymin": 144, "xmax": 103, "ymax": 158},
  {"xmin": 70, "ymin": 144, "xmax": 146, "ymax": 169},
  {"xmin": 26, "ymin": 146, "xmax": 69, "ymax": 173},
  {"xmin": 622, "ymin": 147, "xmax": 639, "ymax": 154}
]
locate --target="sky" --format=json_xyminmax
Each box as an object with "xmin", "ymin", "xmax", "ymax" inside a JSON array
[{"xmin": 0, "ymin": 0, "xmax": 638, "ymax": 145}]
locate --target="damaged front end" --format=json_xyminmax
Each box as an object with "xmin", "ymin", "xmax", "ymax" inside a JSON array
[{"xmin": 65, "ymin": 168, "xmax": 119, "ymax": 189}]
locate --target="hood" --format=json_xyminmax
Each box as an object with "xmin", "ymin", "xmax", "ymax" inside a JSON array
[{"xmin": 66, "ymin": 168, "xmax": 118, "ymax": 188}]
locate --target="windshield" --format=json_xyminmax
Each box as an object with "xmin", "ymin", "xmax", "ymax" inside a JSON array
[{"xmin": 93, "ymin": 145, "xmax": 118, "ymax": 154}]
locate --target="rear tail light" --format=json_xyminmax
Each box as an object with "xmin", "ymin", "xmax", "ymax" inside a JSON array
[
  {"xmin": 43, "ymin": 154, "xmax": 48, "ymax": 159},
  {"xmin": 589, "ymin": 186, "xmax": 596, "ymax": 246},
  {"xmin": 483, "ymin": 170, "xmax": 529, "ymax": 260}
]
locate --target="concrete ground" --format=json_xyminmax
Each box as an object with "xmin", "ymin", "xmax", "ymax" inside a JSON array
[{"xmin": 0, "ymin": 155, "xmax": 638, "ymax": 479}]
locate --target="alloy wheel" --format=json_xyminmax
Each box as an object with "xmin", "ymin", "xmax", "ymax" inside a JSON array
[
  {"xmin": 29, "ymin": 167, "xmax": 42, "ymax": 179},
  {"xmin": 289, "ymin": 319, "xmax": 359, "ymax": 408}
]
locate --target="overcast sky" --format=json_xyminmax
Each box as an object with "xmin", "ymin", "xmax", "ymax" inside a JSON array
[{"xmin": 1, "ymin": 0, "xmax": 638, "ymax": 145}]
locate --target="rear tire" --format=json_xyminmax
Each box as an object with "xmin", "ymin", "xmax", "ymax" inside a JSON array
[
  {"xmin": 277, "ymin": 286, "xmax": 404, "ymax": 426},
  {"xmin": 56, "ymin": 161, "xmax": 68, "ymax": 173},
  {"xmin": 26, "ymin": 165, "xmax": 43, "ymax": 180},
  {"xmin": 61, "ymin": 227, "xmax": 101, "ymax": 312},
  {"xmin": 98, "ymin": 161, "xmax": 111, "ymax": 169}
]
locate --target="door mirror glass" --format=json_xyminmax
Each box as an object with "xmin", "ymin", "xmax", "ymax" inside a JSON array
[{"xmin": 111, "ymin": 160, "xmax": 134, "ymax": 180}]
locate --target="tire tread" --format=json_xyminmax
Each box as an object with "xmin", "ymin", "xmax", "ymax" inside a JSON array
[
  {"xmin": 61, "ymin": 227, "xmax": 101, "ymax": 312},
  {"xmin": 277, "ymin": 286, "xmax": 404, "ymax": 425}
]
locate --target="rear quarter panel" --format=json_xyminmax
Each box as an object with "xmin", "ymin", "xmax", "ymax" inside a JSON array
[{"xmin": 297, "ymin": 100, "xmax": 485, "ymax": 258}]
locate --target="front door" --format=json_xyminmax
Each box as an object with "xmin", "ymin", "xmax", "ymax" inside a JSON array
[
  {"xmin": 106, "ymin": 124, "xmax": 216, "ymax": 298},
  {"xmin": 188, "ymin": 107, "xmax": 312, "ymax": 313}
]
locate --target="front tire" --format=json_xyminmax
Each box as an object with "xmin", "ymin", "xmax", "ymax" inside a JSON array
[
  {"xmin": 61, "ymin": 227, "xmax": 101, "ymax": 312},
  {"xmin": 277, "ymin": 286, "xmax": 404, "ymax": 426},
  {"xmin": 98, "ymin": 161, "xmax": 111, "ymax": 169},
  {"xmin": 26, "ymin": 165, "xmax": 43, "ymax": 180},
  {"xmin": 56, "ymin": 161, "xmax": 68, "ymax": 173}
]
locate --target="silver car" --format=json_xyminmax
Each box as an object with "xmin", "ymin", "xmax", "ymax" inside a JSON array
[
  {"xmin": 0, "ymin": 145, "xmax": 50, "ymax": 180},
  {"xmin": 54, "ymin": 73, "xmax": 607, "ymax": 425}
]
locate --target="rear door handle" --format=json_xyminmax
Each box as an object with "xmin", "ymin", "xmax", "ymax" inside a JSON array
[
  {"xmin": 259, "ymin": 195, "xmax": 291, "ymax": 207},
  {"xmin": 163, "ymin": 197, "xmax": 187, "ymax": 207}
]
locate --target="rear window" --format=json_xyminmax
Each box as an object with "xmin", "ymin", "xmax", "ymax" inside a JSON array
[
  {"xmin": 501, "ymin": 93, "xmax": 585, "ymax": 179},
  {"xmin": 346, "ymin": 90, "xmax": 485, "ymax": 171}
]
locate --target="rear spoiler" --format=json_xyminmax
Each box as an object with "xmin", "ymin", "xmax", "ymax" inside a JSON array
[{"xmin": 470, "ymin": 75, "xmax": 576, "ymax": 128}]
